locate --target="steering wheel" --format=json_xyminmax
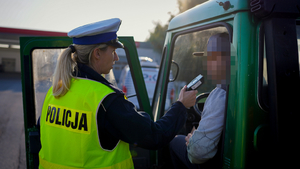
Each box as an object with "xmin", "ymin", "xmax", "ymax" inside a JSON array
[{"xmin": 193, "ymin": 92, "xmax": 210, "ymax": 117}]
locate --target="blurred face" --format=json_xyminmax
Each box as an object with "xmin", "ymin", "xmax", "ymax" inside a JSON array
[
  {"xmin": 91, "ymin": 46, "xmax": 119, "ymax": 75},
  {"xmin": 207, "ymin": 51, "xmax": 230, "ymax": 84}
]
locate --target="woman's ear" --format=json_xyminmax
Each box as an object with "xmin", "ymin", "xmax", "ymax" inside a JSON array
[{"xmin": 92, "ymin": 48, "xmax": 101, "ymax": 60}]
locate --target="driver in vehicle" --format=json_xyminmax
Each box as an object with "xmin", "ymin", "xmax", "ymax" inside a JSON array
[{"xmin": 169, "ymin": 33, "xmax": 230, "ymax": 169}]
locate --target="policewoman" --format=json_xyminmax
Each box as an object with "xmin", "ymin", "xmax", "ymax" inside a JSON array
[{"xmin": 39, "ymin": 18, "xmax": 197, "ymax": 169}]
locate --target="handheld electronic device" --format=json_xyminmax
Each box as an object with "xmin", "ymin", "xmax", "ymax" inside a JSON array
[{"xmin": 186, "ymin": 74, "xmax": 203, "ymax": 91}]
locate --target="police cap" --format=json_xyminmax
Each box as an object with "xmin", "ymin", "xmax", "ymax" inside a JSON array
[{"xmin": 68, "ymin": 18, "xmax": 124, "ymax": 48}]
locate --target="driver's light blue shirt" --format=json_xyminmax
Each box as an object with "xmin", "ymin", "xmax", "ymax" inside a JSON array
[{"xmin": 187, "ymin": 87, "xmax": 226, "ymax": 164}]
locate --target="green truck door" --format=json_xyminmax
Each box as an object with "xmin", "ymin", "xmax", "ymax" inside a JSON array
[{"xmin": 20, "ymin": 36, "xmax": 151, "ymax": 169}]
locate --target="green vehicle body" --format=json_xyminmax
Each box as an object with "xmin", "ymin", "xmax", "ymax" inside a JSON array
[{"xmin": 20, "ymin": 0, "xmax": 299, "ymax": 168}]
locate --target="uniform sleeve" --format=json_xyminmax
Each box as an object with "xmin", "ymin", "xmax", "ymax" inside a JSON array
[
  {"xmin": 187, "ymin": 88, "xmax": 226, "ymax": 164},
  {"xmin": 102, "ymin": 94, "xmax": 187, "ymax": 150}
]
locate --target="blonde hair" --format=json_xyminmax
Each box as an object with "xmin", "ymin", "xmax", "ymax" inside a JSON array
[{"xmin": 52, "ymin": 43, "xmax": 107, "ymax": 98}]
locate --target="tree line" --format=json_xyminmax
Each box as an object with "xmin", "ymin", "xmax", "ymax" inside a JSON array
[{"xmin": 146, "ymin": 0, "xmax": 208, "ymax": 52}]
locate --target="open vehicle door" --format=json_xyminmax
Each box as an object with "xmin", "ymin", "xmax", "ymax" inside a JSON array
[
  {"xmin": 151, "ymin": 0, "xmax": 300, "ymax": 168},
  {"xmin": 20, "ymin": 36, "xmax": 151, "ymax": 169}
]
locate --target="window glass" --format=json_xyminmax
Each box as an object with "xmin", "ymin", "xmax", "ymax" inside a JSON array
[
  {"xmin": 32, "ymin": 48, "xmax": 119, "ymax": 119},
  {"xmin": 168, "ymin": 27, "xmax": 230, "ymax": 110},
  {"xmin": 263, "ymin": 25, "xmax": 300, "ymax": 83},
  {"xmin": 32, "ymin": 49, "xmax": 62, "ymax": 119},
  {"xmin": 117, "ymin": 56, "xmax": 160, "ymax": 110},
  {"xmin": 260, "ymin": 24, "xmax": 300, "ymax": 109}
]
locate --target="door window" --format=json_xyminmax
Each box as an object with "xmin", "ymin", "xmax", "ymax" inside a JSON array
[
  {"xmin": 32, "ymin": 48, "xmax": 119, "ymax": 120},
  {"xmin": 32, "ymin": 49, "xmax": 62, "ymax": 119},
  {"xmin": 259, "ymin": 24, "xmax": 300, "ymax": 110},
  {"xmin": 168, "ymin": 26, "xmax": 230, "ymax": 110}
]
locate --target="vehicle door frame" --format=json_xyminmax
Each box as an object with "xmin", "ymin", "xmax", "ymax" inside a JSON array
[
  {"xmin": 20, "ymin": 36, "xmax": 151, "ymax": 169},
  {"xmin": 151, "ymin": 21, "xmax": 234, "ymax": 167}
]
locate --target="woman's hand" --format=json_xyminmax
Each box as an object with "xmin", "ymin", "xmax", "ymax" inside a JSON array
[{"xmin": 177, "ymin": 85, "xmax": 198, "ymax": 108}]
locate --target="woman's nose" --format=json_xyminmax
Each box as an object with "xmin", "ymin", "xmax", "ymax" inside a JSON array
[{"xmin": 114, "ymin": 52, "xmax": 119, "ymax": 61}]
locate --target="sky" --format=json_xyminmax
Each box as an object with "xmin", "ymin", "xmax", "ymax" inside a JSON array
[{"xmin": 0, "ymin": 0, "xmax": 179, "ymax": 42}]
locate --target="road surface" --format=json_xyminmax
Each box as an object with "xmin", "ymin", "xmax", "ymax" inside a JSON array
[{"xmin": 0, "ymin": 73, "xmax": 26, "ymax": 169}]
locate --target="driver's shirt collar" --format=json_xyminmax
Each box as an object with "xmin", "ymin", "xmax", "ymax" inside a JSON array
[{"xmin": 217, "ymin": 84, "xmax": 227, "ymax": 91}]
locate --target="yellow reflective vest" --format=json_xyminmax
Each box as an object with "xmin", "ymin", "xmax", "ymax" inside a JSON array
[{"xmin": 39, "ymin": 78, "xmax": 133, "ymax": 169}]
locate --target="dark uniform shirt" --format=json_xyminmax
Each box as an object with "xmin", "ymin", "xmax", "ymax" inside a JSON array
[{"xmin": 73, "ymin": 63, "xmax": 187, "ymax": 150}]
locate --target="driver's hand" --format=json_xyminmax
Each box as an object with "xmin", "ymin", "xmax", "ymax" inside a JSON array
[
  {"xmin": 185, "ymin": 133, "xmax": 193, "ymax": 146},
  {"xmin": 186, "ymin": 127, "xmax": 196, "ymax": 146},
  {"xmin": 191, "ymin": 126, "xmax": 196, "ymax": 133},
  {"xmin": 177, "ymin": 85, "xmax": 198, "ymax": 108}
]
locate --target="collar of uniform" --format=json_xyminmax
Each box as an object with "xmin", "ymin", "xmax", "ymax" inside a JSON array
[
  {"xmin": 74, "ymin": 62, "xmax": 111, "ymax": 85},
  {"xmin": 74, "ymin": 63, "xmax": 125, "ymax": 96}
]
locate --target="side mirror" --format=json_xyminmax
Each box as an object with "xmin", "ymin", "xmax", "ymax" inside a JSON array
[{"xmin": 169, "ymin": 60, "xmax": 179, "ymax": 82}]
